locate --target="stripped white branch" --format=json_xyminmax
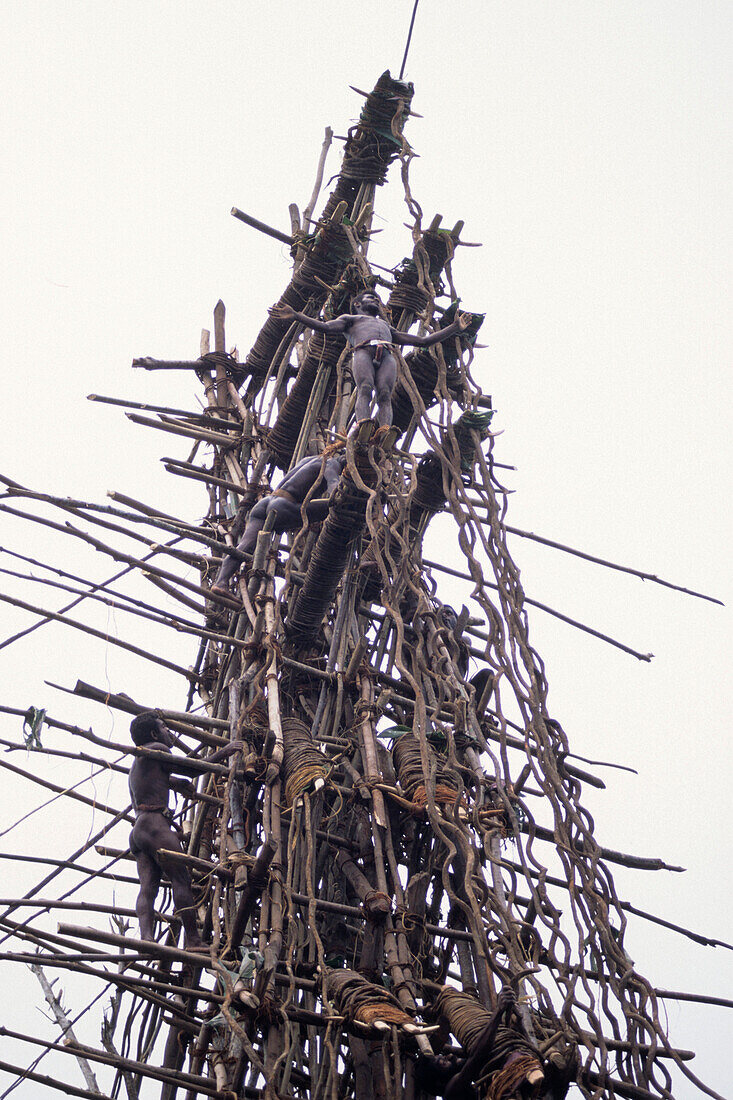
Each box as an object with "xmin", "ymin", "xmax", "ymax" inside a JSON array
[{"xmin": 29, "ymin": 963, "xmax": 102, "ymax": 1096}]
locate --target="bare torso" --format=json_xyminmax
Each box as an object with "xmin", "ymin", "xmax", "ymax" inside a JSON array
[
  {"xmin": 276, "ymin": 453, "xmax": 345, "ymax": 500},
  {"xmin": 129, "ymin": 740, "xmax": 174, "ymax": 810},
  {"xmin": 339, "ymin": 313, "xmax": 394, "ymax": 346}
]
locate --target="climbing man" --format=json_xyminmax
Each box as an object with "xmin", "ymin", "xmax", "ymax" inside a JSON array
[
  {"xmin": 270, "ymin": 290, "xmax": 472, "ymax": 431},
  {"xmin": 211, "ymin": 447, "xmax": 347, "ymax": 595},
  {"xmin": 128, "ymin": 712, "xmax": 242, "ymax": 950}
]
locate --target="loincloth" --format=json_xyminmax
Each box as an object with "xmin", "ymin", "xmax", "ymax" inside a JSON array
[
  {"xmin": 353, "ymin": 339, "xmax": 395, "ymax": 366},
  {"xmin": 135, "ymin": 803, "xmax": 168, "ymax": 815}
]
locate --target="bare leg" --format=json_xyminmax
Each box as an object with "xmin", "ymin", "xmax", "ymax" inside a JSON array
[
  {"xmin": 264, "ymin": 496, "xmax": 332, "ymax": 533},
  {"xmin": 352, "ymin": 348, "xmax": 377, "ymax": 423},
  {"xmin": 374, "ymin": 353, "xmax": 397, "ymax": 427},
  {"xmin": 213, "ymin": 499, "xmax": 269, "ymax": 590},
  {"xmin": 133, "ymin": 816, "xmax": 204, "ymax": 948},
  {"xmin": 167, "ymin": 863, "xmax": 204, "ymax": 948},
  {"xmin": 213, "ymin": 553, "xmax": 240, "ymax": 592},
  {"xmin": 133, "ymin": 852, "xmax": 161, "ymax": 942},
  {"xmin": 260, "ymin": 496, "xmax": 333, "ymax": 533},
  {"xmin": 155, "ymin": 825, "xmax": 204, "ymax": 948},
  {"xmin": 302, "ymin": 499, "xmax": 331, "ymax": 524}
]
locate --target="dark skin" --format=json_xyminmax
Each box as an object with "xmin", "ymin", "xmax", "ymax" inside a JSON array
[
  {"xmin": 416, "ymin": 988, "xmax": 541, "ymax": 1100},
  {"xmin": 271, "ymin": 292, "xmax": 472, "ymax": 427},
  {"xmin": 212, "ymin": 452, "xmax": 346, "ymax": 593},
  {"xmin": 128, "ymin": 715, "xmax": 243, "ymax": 948}
]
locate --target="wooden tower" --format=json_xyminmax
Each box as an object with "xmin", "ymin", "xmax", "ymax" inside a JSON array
[{"xmin": 0, "ymin": 72, "xmax": 726, "ymax": 1100}]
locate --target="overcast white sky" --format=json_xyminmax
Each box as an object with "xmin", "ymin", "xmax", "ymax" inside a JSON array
[{"xmin": 1, "ymin": 2, "xmax": 731, "ymax": 1097}]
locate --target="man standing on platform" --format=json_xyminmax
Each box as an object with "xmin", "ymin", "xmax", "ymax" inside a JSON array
[{"xmin": 271, "ymin": 290, "xmax": 472, "ymax": 430}]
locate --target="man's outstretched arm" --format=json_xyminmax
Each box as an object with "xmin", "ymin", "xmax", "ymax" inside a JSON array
[
  {"xmin": 391, "ymin": 311, "xmax": 472, "ymax": 348},
  {"xmin": 206, "ymin": 740, "xmax": 245, "ymax": 765},
  {"xmin": 269, "ymin": 303, "xmax": 351, "ymax": 336},
  {"xmin": 139, "ymin": 740, "xmax": 244, "ymax": 777},
  {"xmin": 170, "ymin": 775, "xmax": 198, "ymax": 799}
]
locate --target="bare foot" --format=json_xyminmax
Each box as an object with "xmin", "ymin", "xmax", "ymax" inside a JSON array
[
  {"xmin": 381, "ymin": 425, "xmax": 401, "ymax": 451},
  {"xmin": 353, "ymin": 418, "xmax": 377, "ymax": 443}
]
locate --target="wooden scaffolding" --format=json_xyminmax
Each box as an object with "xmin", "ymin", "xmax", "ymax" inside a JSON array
[{"xmin": 0, "ymin": 72, "xmax": 727, "ymax": 1100}]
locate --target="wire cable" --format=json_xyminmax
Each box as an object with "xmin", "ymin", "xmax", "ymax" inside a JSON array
[{"xmin": 399, "ymin": 0, "xmax": 420, "ymax": 80}]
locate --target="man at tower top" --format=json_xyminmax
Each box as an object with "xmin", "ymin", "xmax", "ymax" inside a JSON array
[{"xmin": 271, "ymin": 290, "xmax": 472, "ymax": 431}]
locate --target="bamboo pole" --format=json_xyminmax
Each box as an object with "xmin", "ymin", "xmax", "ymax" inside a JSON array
[
  {"xmin": 162, "ymin": 457, "xmax": 247, "ymax": 496},
  {"xmin": 0, "ymin": 807, "xmax": 131, "ymax": 928},
  {"xmin": 498, "ymin": 856, "xmax": 732, "ymax": 949},
  {"xmin": 5, "ymin": 484, "xmax": 234, "ymax": 557},
  {"xmin": 654, "ymin": 989, "xmax": 733, "ymax": 1010},
  {"xmin": 0, "ymin": 755, "xmax": 131, "ymax": 822},
  {"xmin": 0, "ymin": 591, "xmax": 195, "ymax": 681},
  {"xmin": 0, "ymin": 1025, "xmax": 225, "ymax": 1097},
  {"xmin": 0, "ymin": 564, "xmax": 237, "ymax": 646},
  {"xmin": 0, "ymin": 852, "xmax": 137, "ymax": 886},
  {"xmin": 126, "ymin": 412, "xmax": 240, "ymax": 448},
  {"xmin": 302, "ymin": 127, "xmax": 334, "ymax": 229},
  {"xmin": 231, "ymin": 207, "xmax": 294, "ymax": 245},
  {"xmin": 0, "ymin": 537, "xmax": 184, "ymax": 652},
  {"xmin": 229, "ymin": 837, "xmax": 277, "ymax": 951},
  {"xmin": 0, "ymin": 502, "xmax": 241, "ymax": 606},
  {"xmin": 63, "ymin": 680, "xmax": 229, "ymax": 732},
  {"xmin": 421, "ymin": 556, "xmax": 655, "ymax": 662},
  {"xmin": 57, "ymin": 924, "xmax": 216, "ymax": 967},
  {"xmin": 0, "ymin": 734, "xmax": 127, "ymax": 777},
  {"xmin": 0, "ymin": 899, "xmax": 168, "ymax": 921},
  {"xmin": 213, "ymin": 299, "xmax": 230, "ymax": 410},
  {"xmin": 0, "ymin": 1057, "xmax": 111, "ymax": 1100},
  {"xmin": 503, "ymin": 524, "xmax": 723, "ymax": 606},
  {"xmin": 131, "ymin": 357, "xmax": 207, "ymax": 372},
  {"xmin": 0, "ymin": 951, "xmax": 222, "ymax": 1004},
  {"xmin": 88, "ymin": 391, "xmax": 238, "ymax": 428}
]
